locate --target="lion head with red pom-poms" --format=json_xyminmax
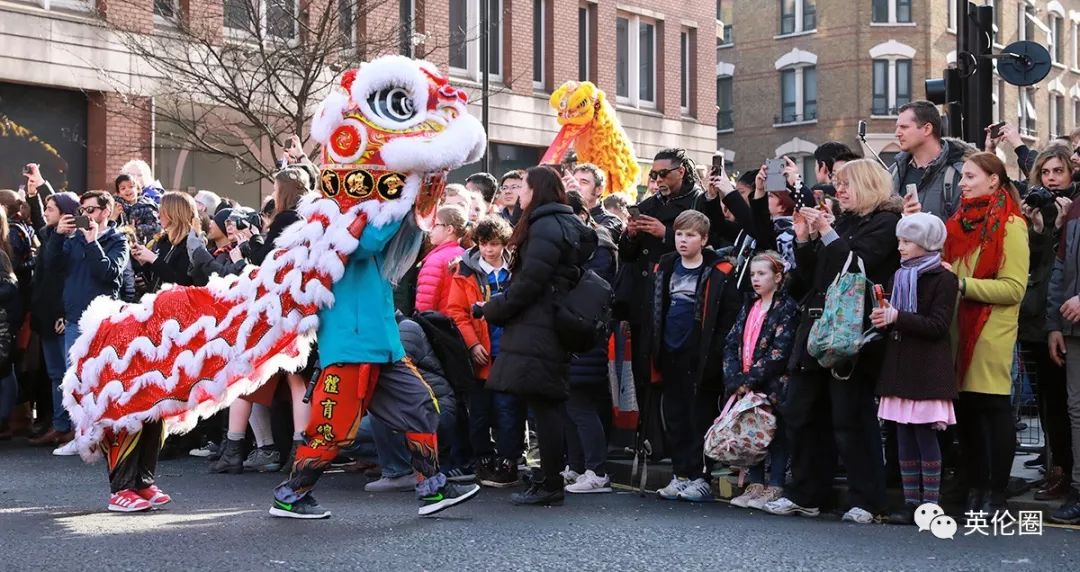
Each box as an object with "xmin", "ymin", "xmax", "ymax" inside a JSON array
[{"xmin": 310, "ymin": 56, "xmax": 486, "ymax": 229}]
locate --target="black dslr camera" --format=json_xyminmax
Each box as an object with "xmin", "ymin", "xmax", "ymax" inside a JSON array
[{"xmin": 1025, "ymin": 186, "xmax": 1058, "ymax": 222}]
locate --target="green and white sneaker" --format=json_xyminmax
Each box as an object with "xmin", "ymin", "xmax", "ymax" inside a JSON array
[
  {"xmin": 418, "ymin": 482, "xmax": 480, "ymax": 516},
  {"xmin": 268, "ymin": 495, "xmax": 331, "ymax": 519}
]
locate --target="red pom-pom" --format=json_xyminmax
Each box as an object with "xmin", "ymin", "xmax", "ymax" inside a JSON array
[{"xmin": 340, "ymin": 69, "xmax": 358, "ymax": 93}]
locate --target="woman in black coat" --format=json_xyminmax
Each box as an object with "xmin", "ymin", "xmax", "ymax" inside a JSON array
[
  {"xmin": 765, "ymin": 159, "xmax": 902, "ymax": 523},
  {"xmin": 132, "ymin": 192, "xmax": 199, "ymax": 289},
  {"xmin": 480, "ymin": 167, "xmax": 597, "ymax": 505}
]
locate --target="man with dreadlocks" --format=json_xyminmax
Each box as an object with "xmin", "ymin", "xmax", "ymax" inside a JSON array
[{"xmin": 617, "ymin": 148, "xmax": 742, "ymax": 482}]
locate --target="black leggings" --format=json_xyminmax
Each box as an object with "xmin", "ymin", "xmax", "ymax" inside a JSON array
[
  {"xmin": 529, "ymin": 396, "xmax": 566, "ymax": 491},
  {"xmin": 956, "ymin": 392, "xmax": 1014, "ymax": 495}
]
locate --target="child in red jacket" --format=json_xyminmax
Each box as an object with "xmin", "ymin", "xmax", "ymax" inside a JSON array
[
  {"xmin": 446, "ymin": 216, "xmax": 525, "ymax": 487},
  {"xmin": 415, "ymin": 206, "xmax": 467, "ymax": 313}
]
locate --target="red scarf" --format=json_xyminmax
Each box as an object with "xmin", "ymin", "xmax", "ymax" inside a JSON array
[{"xmin": 943, "ymin": 189, "xmax": 1021, "ymax": 387}]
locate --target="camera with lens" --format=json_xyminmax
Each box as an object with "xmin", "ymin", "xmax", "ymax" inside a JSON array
[
  {"xmin": 1024, "ymin": 186, "xmax": 1059, "ymax": 222},
  {"xmin": 227, "ymin": 208, "xmax": 256, "ymax": 231}
]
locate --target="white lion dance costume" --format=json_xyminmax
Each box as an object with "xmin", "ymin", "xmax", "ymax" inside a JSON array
[{"xmin": 62, "ymin": 56, "xmax": 487, "ymax": 518}]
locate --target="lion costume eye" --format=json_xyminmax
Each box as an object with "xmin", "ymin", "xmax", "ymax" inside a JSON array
[{"xmin": 366, "ymin": 86, "xmax": 417, "ymax": 125}]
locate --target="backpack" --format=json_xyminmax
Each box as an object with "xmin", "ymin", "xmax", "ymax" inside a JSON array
[
  {"xmin": 703, "ymin": 392, "xmax": 776, "ymax": 466},
  {"xmin": 554, "ymin": 268, "xmax": 613, "ymax": 352},
  {"xmin": 551, "ymin": 216, "xmax": 613, "ymax": 353},
  {"xmin": 411, "ymin": 310, "xmax": 475, "ymax": 393},
  {"xmin": 806, "ymin": 253, "xmax": 878, "ymax": 372}
]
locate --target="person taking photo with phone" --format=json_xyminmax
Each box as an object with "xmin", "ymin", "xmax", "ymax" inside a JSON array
[{"xmin": 42, "ymin": 191, "xmax": 129, "ymax": 454}]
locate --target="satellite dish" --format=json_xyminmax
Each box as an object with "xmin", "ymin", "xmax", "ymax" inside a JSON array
[{"xmin": 998, "ymin": 41, "xmax": 1052, "ymax": 86}]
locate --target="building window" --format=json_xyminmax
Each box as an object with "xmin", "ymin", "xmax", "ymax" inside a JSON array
[
  {"xmin": 1073, "ymin": 23, "xmax": 1080, "ymax": 69},
  {"xmin": 1050, "ymin": 13, "xmax": 1064, "ymax": 64},
  {"xmin": 578, "ymin": 6, "xmax": 590, "ymax": 81},
  {"xmin": 616, "ymin": 14, "xmax": 657, "ymax": 108},
  {"xmin": 871, "ymin": 59, "xmax": 914, "ymax": 115},
  {"xmin": 779, "ymin": 0, "xmax": 815, "ymax": 36},
  {"xmin": 779, "ymin": 66, "xmax": 816, "ymax": 124},
  {"xmin": 533, "ymin": 0, "xmax": 545, "ymax": 89},
  {"xmin": 947, "ymin": 0, "xmax": 955, "ymax": 32},
  {"xmin": 1020, "ymin": 87, "xmax": 1038, "ymax": 138},
  {"xmin": 1020, "ymin": 3, "xmax": 1036, "ymax": 42},
  {"xmin": 717, "ymin": 0, "xmax": 733, "ymax": 45},
  {"xmin": 680, "ymin": 31, "xmax": 690, "ymax": 112},
  {"xmin": 1051, "ymin": 93, "xmax": 1066, "ymax": 138},
  {"xmin": 154, "ymin": 0, "xmax": 178, "ymax": 19},
  {"xmin": 448, "ymin": 0, "xmax": 504, "ymax": 81},
  {"xmin": 872, "ymin": 0, "xmax": 912, "ymax": 25},
  {"xmin": 1074, "ymin": 97, "xmax": 1080, "ymax": 128},
  {"xmin": 224, "ymin": 0, "xmax": 298, "ymax": 39},
  {"xmin": 45, "ymin": 0, "xmax": 93, "ymax": 12},
  {"xmin": 717, "ymin": 75, "xmax": 734, "ymax": 132}
]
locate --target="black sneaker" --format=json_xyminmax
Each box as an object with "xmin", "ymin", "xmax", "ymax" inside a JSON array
[
  {"xmin": 444, "ymin": 464, "xmax": 476, "ymax": 483},
  {"xmin": 1049, "ymin": 490, "xmax": 1080, "ymax": 524},
  {"xmin": 1024, "ymin": 454, "xmax": 1046, "ymax": 469},
  {"xmin": 479, "ymin": 458, "xmax": 522, "ymax": 488},
  {"xmin": 510, "ymin": 482, "xmax": 564, "ymax": 506},
  {"xmin": 474, "ymin": 456, "xmax": 496, "ymax": 484},
  {"xmin": 268, "ymin": 495, "xmax": 331, "ymax": 519},
  {"xmin": 418, "ymin": 482, "xmax": 480, "ymax": 516}
]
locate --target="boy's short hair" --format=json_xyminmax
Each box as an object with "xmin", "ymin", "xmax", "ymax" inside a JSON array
[
  {"xmin": 473, "ymin": 215, "xmax": 513, "ymax": 245},
  {"xmin": 673, "ymin": 210, "xmax": 710, "ymax": 237}
]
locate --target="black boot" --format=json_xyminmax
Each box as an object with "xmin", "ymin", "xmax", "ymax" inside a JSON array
[
  {"xmin": 965, "ymin": 489, "xmax": 986, "ymax": 514},
  {"xmin": 510, "ymin": 480, "xmax": 564, "ymax": 506},
  {"xmin": 886, "ymin": 503, "xmax": 917, "ymax": 525},
  {"xmin": 209, "ymin": 438, "xmax": 244, "ymax": 474}
]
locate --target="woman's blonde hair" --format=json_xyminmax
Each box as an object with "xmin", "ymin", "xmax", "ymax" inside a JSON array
[
  {"xmin": 160, "ymin": 192, "xmax": 200, "ymax": 246},
  {"xmin": 1030, "ymin": 143, "xmax": 1074, "ymax": 188},
  {"xmin": 835, "ymin": 158, "xmax": 893, "ymax": 216}
]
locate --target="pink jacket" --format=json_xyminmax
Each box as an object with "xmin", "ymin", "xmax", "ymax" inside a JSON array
[{"xmin": 415, "ymin": 240, "xmax": 465, "ymax": 313}]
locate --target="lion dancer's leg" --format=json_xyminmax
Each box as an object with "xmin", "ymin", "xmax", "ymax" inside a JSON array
[
  {"xmin": 271, "ymin": 363, "xmax": 378, "ymax": 519},
  {"xmin": 367, "ymin": 358, "xmax": 479, "ymax": 516},
  {"xmin": 102, "ymin": 421, "xmax": 172, "ymax": 512}
]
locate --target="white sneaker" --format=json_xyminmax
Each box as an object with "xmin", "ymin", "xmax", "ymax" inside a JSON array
[
  {"xmin": 657, "ymin": 477, "xmax": 691, "ymax": 500},
  {"xmin": 677, "ymin": 478, "xmax": 714, "ymax": 502},
  {"xmin": 842, "ymin": 506, "xmax": 876, "ymax": 524},
  {"xmin": 52, "ymin": 441, "xmax": 79, "ymax": 456},
  {"xmin": 747, "ymin": 486, "xmax": 783, "ymax": 511},
  {"xmin": 565, "ymin": 470, "xmax": 612, "ymax": 494},
  {"xmin": 763, "ymin": 496, "xmax": 820, "ymax": 517},
  {"xmin": 560, "ymin": 465, "xmax": 581, "ymax": 486},
  {"xmin": 730, "ymin": 483, "xmax": 765, "ymax": 508}
]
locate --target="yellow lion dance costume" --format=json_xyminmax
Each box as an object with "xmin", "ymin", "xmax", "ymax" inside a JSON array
[{"xmin": 543, "ymin": 81, "xmax": 640, "ymax": 197}]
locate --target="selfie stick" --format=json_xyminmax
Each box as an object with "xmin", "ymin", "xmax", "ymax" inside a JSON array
[{"xmin": 856, "ymin": 120, "xmax": 891, "ymax": 170}]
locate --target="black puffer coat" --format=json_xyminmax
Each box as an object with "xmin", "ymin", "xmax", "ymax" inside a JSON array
[
  {"xmin": 483, "ymin": 203, "xmax": 598, "ymax": 400},
  {"xmin": 569, "ymin": 225, "xmax": 617, "ymax": 386}
]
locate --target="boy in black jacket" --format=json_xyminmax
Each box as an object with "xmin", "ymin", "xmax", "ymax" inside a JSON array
[{"xmin": 647, "ymin": 210, "xmax": 742, "ymax": 502}]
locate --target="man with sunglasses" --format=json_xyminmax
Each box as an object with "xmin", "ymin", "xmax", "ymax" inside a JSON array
[{"xmin": 44, "ymin": 191, "xmax": 130, "ymax": 390}]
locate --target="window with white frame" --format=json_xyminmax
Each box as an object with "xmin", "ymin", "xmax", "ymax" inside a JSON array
[
  {"xmin": 223, "ymin": 0, "xmax": 298, "ymax": 39},
  {"xmin": 579, "ymin": 6, "xmax": 591, "ymax": 81},
  {"xmin": 1020, "ymin": 3, "xmax": 1037, "ymax": 42},
  {"xmin": 779, "ymin": 0, "xmax": 815, "ymax": 36},
  {"xmin": 1020, "ymin": 87, "xmax": 1038, "ymax": 138},
  {"xmin": 154, "ymin": 0, "xmax": 179, "ymax": 20},
  {"xmin": 1073, "ymin": 21, "xmax": 1079, "ymax": 70},
  {"xmin": 1050, "ymin": 12, "xmax": 1065, "ymax": 64},
  {"xmin": 1051, "ymin": 93, "xmax": 1066, "ymax": 138},
  {"xmin": 947, "ymin": 0, "xmax": 956, "ymax": 32},
  {"xmin": 680, "ymin": 30, "xmax": 691, "ymax": 113},
  {"xmin": 1074, "ymin": 96, "xmax": 1080, "ymax": 128},
  {"xmin": 615, "ymin": 14, "xmax": 657, "ymax": 108},
  {"xmin": 869, "ymin": 41, "xmax": 914, "ymax": 117},
  {"xmin": 776, "ymin": 49, "xmax": 816, "ymax": 124},
  {"xmin": 36, "ymin": 0, "xmax": 93, "ymax": 12},
  {"xmin": 872, "ymin": 0, "xmax": 912, "ymax": 24},
  {"xmin": 534, "ymin": 0, "xmax": 545, "ymax": 89},
  {"xmin": 448, "ymin": 0, "xmax": 503, "ymax": 81},
  {"xmin": 718, "ymin": 0, "xmax": 734, "ymax": 45},
  {"xmin": 717, "ymin": 74, "xmax": 734, "ymax": 132}
]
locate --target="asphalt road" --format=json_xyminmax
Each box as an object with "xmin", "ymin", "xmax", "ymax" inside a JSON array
[{"xmin": 1, "ymin": 443, "xmax": 1076, "ymax": 571}]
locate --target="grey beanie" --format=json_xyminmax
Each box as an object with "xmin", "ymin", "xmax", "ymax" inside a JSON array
[{"xmin": 896, "ymin": 212, "xmax": 947, "ymax": 252}]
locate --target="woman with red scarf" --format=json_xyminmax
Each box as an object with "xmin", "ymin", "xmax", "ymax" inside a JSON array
[{"xmin": 944, "ymin": 152, "xmax": 1029, "ymax": 515}]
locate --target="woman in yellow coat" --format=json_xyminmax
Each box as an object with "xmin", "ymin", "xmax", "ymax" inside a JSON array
[{"xmin": 943, "ymin": 152, "xmax": 1029, "ymax": 515}]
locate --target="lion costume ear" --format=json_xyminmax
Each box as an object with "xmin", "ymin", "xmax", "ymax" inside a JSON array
[
  {"xmin": 550, "ymin": 84, "xmax": 568, "ymax": 109},
  {"xmin": 592, "ymin": 85, "xmax": 605, "ymax": 106}
]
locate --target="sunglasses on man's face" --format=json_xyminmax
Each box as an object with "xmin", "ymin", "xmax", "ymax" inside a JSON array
[
  {"xmin": 648, "ymin": 167, "xmax": 679, "ymax": 180},
  {"xmin": 78, "ymin": 206, "xmax": 102, "ymax": 215}
]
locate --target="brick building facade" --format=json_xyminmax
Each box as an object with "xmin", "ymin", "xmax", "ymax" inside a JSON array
[
  {"xmin": 0, "ymin": 0, "xmax": 719, "ymax": 203},
  {"xmin": 716, "ymin": 0, "xmax": 1080, "ymax": 180}
]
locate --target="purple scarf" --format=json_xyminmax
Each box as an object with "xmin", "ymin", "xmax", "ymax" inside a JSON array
[{"xmin": 891, "ymin": 253, "xmax": 942, "ymax": 313}]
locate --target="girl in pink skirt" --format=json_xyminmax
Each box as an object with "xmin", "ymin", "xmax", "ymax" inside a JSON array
[{"xmin": 870, "ymin": 213, "xmax": 959, "ymax": 525}]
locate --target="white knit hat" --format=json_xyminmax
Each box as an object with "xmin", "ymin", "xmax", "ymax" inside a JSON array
[{"xmin": 896, "ymin": 212, "xmax": 946, "ymax": 252}]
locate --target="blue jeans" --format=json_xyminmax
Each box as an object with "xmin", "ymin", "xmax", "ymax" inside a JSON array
[
  {"xmin": 748, "ymin": 416, "xmax": 789, "ymax": 487},
  {"xmin": 41, "ymin": 334, "xmax": 71, "ymax": 432},
  {"xmin": 469, "ymin": 379, "xmax": 526, "ymax": 461}
]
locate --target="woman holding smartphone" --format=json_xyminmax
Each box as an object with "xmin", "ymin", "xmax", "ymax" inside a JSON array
[{"xmin": 131, "ymin": 192, "xmax": 200, "ymax": 289}]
